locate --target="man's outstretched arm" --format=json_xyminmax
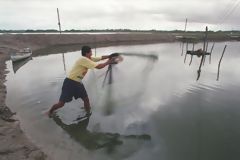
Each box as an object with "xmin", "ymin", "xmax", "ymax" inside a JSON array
[
  {"xmin": 95, "ymin": 59, "xmax": 113, "ymax": 69},
  {"xmin": 101, "ymin": 53, "xmax": 120, "ymax": 60}
]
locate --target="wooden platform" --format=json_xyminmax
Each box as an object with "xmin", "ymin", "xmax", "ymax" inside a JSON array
[{"xmin": 186, "ymin": 50, "xmax": 210, "ymax": 57}]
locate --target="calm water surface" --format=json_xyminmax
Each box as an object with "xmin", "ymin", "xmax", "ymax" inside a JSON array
[{"xmin": 5, "ymin": 42, "xmax": 240, "ymax": 160}]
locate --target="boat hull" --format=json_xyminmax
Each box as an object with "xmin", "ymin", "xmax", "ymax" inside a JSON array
[{"xmin": 11, "ymin": 52, "xmax": 32, "ymax": 62}]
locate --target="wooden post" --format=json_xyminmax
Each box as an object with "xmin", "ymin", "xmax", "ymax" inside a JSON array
[
  {"xmin": 202, "ymin": 29, "xmax": 209, "ymax": 66},
  {"xmin": 197, "ymin": 26, "xmax": 208, "ymax": 81},
  {"xmin": 202, "ymin": 27, "xmax": 208, "ymax": 53},
  {"xmin": 184, "ymin": 18, "xmax": 188, "ymax": 32},
  {"xmin": 57, "ymin": 8, "xmax": 62, "ymax": 34},
  {"xmin": 203, "ymin": 41, "xmax": 209, "ymax": 66},
  {"xmin": 181, "ymin": 18, "xmax": 188, "ymax": 56},
  {"xmin": 217, "ymin": 45, "xmax": 227, "ymax": 81}
]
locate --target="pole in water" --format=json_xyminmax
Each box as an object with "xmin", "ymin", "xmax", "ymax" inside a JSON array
[
  {"xmin": 217, "ymin": 45, "xmax": 227, "ymax": 81},
  {"xmin": 57, "ymin": 8, "xmax": 62, "ymax": 34},
  {"xmin": 203, "ymin": 40, "xmax": 209, "ymax": 66},
  {"xmin": 184, "ymin": 18, "xmax": 188, "ymax": 32},
  {"xmin": 197, "ymin": 26, "xmax": 208, "ymax": 81},
  {"xmin": 181, "ymin": 18, "xmax": 187, "ymax": 56}
]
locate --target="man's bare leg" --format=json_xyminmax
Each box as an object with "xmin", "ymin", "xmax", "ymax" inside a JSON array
[
  {"xmin": 48, "ymin": 101, "xmax": 65, "ymax": 117},
  {"xmin": 82, "ymin": 97, "xmax": 91, "ymax": 114}
]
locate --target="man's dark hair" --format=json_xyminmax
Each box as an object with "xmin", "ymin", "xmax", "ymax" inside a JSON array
[{"xmin": 81, "ymin": 46, "xmax": 92, "ymax": 56}]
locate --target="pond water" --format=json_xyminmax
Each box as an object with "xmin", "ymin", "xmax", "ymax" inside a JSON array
[{"xmin": 5, "ymin": 42, "xmax": 240, "ymax": 160}]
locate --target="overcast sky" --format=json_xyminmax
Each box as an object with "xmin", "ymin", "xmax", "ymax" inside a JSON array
[{"xmin": 0, "ymin": 0, "xmax": 240, "ymax": 31}]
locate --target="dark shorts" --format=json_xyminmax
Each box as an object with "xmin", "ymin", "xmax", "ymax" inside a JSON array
[{"xmin": 59, "ymin": 78, "xmax": 88, "ymax": 103}]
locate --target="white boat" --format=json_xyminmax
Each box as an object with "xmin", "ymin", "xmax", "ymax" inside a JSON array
[{"xmin": 11, "ymin": 48, "xmax": 32, "ymax": 62}]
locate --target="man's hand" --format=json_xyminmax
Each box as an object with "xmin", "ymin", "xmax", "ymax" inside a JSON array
[
  {"xmin": 108, "ymin": 58, "xmax": 118, "ymax": 64},
  {"xmin": 109, "ymin": 53, "xmax": 120, "ymax": 58}
]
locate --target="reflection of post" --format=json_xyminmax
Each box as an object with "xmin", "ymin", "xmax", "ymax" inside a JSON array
[
  {"xmin": 189, "ymin": 43, "xmax": 195, "ymax": 66},
  {"xmin": 184, "ymin": 52, "xmax": 187, "ymax": 63},
  {"xmin": 95, "ymin": 35, "xmax": 97, "ymax": 57},
  {"xmin": 62, "ymin": 53, "xmax": 66, "ymax": 72},
  {"xmin": 217, "ymin": 45, "xmax": 227, "ymax": 81},
  {"xmin": 181, "ymin": 42, "xmax": 185, "ymax": 56},
  {"xmin": 209, "ymin": 43, "xmax": 215, "ymax": 64},
  {"xmin": 184, "ymin": 42, "xmax": 189, "ymax": 63}
]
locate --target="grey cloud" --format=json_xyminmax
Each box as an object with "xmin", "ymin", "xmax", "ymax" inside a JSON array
[{"xmin": 0, "ymin": 0, "xmax": 239, "ymax": 30}]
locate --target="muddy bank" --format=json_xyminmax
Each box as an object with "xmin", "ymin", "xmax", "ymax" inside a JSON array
[
  {"xmin": 0, "ymin": 53, "xmax": 47, "ymax": 160},
  {"xmin": 0, "ymin": 33, "xmax": 175, "ymax": 56}
]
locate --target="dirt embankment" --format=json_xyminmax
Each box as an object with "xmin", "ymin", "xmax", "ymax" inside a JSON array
[
  {"xmin": 0, "ymin": 53, "xmax": 47, "ymax": 160},
  {"xmin": 0, "ymin": 33, "xmax": 176, "ymax": 56}
]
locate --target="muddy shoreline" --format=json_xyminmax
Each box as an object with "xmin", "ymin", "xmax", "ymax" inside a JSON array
[{"xmin": 0, "ymin": 33, "xmax": 236, "ymax": 160}]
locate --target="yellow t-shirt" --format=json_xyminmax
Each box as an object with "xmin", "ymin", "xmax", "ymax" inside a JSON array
[{"xmin": 67, "ymin": 56, "xmax": 101, "ymax": 82}]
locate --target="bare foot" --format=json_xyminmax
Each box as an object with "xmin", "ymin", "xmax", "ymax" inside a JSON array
[{"xmin": 44, "ymin": 110, "xmax": 53, "ymax": 118}]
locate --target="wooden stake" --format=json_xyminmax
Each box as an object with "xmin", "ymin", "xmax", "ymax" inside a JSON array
[
  {"xmin": 57, "ymin": 8, "xmax": 62, "ymax": 34},
  {"xmin": 197, "ymin": 26, "xmax": 208, "ymax": 81},
  {"xmin": 203, "ymin": 41, "xmax": 209, "ymax": 66},
  {"xmin": 217, "ymin": 45, "xmax": 227, "ymax": 81},
  {"xmin": 184, "ymin": 18, "xmax": 188, "ymax": 32}
]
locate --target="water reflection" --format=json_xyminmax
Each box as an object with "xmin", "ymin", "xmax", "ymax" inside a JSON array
[
  {"xmin": 52, "ymin": 113, "xmax": 150, "ymax": 153},
  {"xmin": 5, "ymin": 42, "xmax": 240, "ymax": 160},
  {"xmin": 149, "ymin": 84, "xmax": 240, "ymax": 160},
  {"xmin": 12, "ymin": 57, "xmax": 32, "ymax": 73}
]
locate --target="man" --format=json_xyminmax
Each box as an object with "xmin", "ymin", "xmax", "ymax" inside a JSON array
[{"xmin": 48, "ymin": 46, "xmax": 118, "ymax": 117}]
